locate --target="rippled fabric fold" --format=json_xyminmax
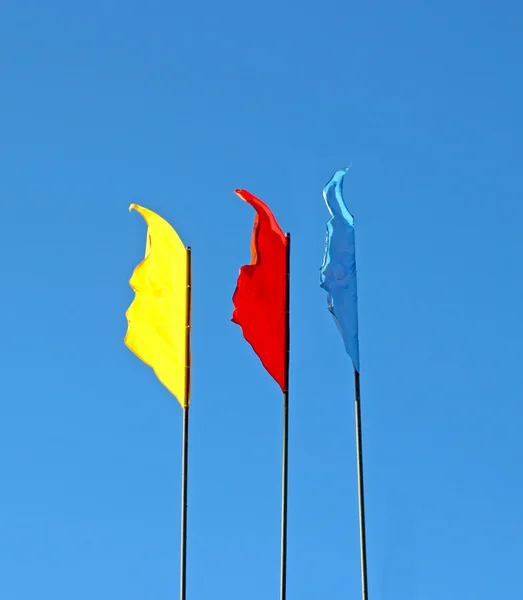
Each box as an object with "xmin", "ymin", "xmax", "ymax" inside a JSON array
[
  {"xmin": 125, "ymin": 204, "xmax": 189, "ymax": 406},
  {"xmin": 232, "ymin": 190, "xmax": 288, "ymax": 391},
  {"xmin": 320, "ymin": 169, "xmax": 360, "ymax": 371}
]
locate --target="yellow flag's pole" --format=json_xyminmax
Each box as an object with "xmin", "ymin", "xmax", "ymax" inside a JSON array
[
  {"xmin": 280, "ymin": 233, "xmax": 291, "ymax": 600},
  {"xmin": 180, "ymin": 247, "xmax": 192, "ymax": 600}
]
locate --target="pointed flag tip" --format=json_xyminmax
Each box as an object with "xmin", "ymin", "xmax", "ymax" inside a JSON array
[
  {"xmin": 325, "ymin": 166, "xmax": 351, "ymax": 190},
  {"xmin": 337, "ymin": 166, "xmax": 351, "ymax": 177},
  {"xmin": 234, "ymin": 189, "xmax": 251, "ymax": 202}
]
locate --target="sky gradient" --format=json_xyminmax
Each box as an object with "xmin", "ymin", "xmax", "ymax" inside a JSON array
[{"xmin": 1, "ymin": 0, "xmax": 523, "ymax": 598}]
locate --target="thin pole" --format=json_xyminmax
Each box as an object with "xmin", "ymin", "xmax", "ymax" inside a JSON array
[
  {"xmin": 180, "ymin": 247, "xmax": 192, "ymax": 600},
  {"xmin": 280, "ymin": 233, "xmax": 291, "ymax": 600},
  {"xmin": 354, "ymin": 369, "xmax": 368, "ymax": 600}
]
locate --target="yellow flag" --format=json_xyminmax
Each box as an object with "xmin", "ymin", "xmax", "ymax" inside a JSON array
[{"xmin": 125, "ymin": 204, "xmax": 190, "ymax": 407}]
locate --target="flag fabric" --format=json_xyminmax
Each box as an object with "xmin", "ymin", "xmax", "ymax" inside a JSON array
[
  {"xmin": 232, "ymin": 190, "xmax": 288, "ymax": 392},
  {"xmin": 125, "ymin": 204, "xmax": 190, "ymax": 407},
  {"xmin": 320, "ymin": 168, "xmax": 360, "ymax": 372}
]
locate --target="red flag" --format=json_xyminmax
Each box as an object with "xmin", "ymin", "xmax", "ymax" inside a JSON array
[{"xmin": 232, "ymin": 189, "xmax": 288, "ymax": 392}]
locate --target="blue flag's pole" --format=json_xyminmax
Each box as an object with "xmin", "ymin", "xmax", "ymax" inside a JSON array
[{"xmin": 353, "ymin": 369, "xmax": 368, "ymax": 600}]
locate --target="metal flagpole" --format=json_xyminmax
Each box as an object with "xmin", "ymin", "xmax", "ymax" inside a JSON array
[
  {"xmin": 280, "ymin": 233, "xmax": 291, "ymax": 600},
  {"xmin": 353, "ymin": 369, "xmax": 368, "ymax": 600},
  {"xmin": 180, "ymin": 247, "xmax": 192, "ymax": 600}
]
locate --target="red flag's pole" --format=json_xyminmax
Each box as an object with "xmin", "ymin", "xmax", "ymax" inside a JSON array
[
  {"xmin": 180, "ymin": 247, "xmax": 192, "ymax": 600},
  {"xmin": 280, "ymin": 233, "xmax": 291, "ymax": 600},
  {"xmin": 354, "ymin": 369, "xmax": 368, "ymax": 600}
]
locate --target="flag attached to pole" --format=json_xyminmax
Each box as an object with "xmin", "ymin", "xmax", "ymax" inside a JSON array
[
  {"xmin": 125, "ymin": 204, "xmax": 190, "ymax": 407},
  {"xmin": 232, "ymin": 190, "xmax": 288, "ymax": 391},
  {"xmin": 320, "ymin": 168, "xmax": 360, "ymax": 371}
]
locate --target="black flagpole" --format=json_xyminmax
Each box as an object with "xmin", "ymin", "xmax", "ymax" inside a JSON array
[
  {"xmin": 280, "ymin": 233, "xmax": 291, "ymax": 600},
  {"xmin": 353, "ymin": 369, "xmax": 368, "ymax": 600},
  {"xmin": 180, "ymin": 246, "xmax": 192, "ymax": 600}
]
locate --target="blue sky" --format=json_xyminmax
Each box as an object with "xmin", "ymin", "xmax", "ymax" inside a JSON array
[{"xmin": 1, "ymin": 0, "xmax": 523, "ymax": 598}]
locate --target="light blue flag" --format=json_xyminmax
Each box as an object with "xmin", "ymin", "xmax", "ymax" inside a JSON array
[{"xmin": 320, "ymin": 167, "xmax": 360, "ymax": 371}]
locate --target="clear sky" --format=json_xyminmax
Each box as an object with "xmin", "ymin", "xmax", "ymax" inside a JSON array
[{"xmin": 1, "ymin": 0, "xmax": 522, "ymax": 598}]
